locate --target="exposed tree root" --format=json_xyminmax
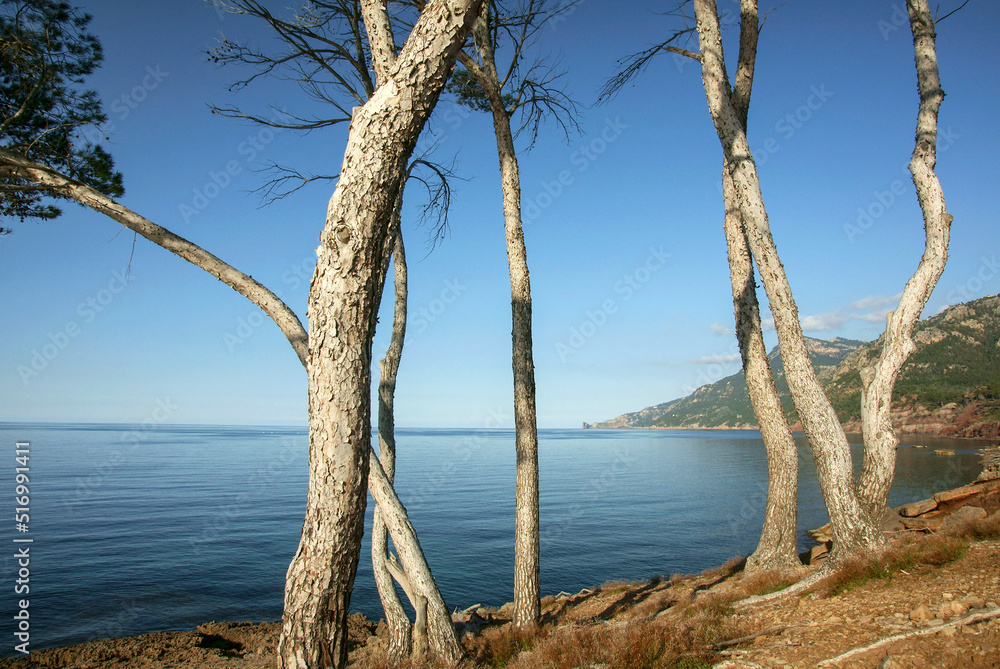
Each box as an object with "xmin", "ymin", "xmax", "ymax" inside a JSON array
[
  {"xmin": 711, "ymin": 625, "xmax": 792, "ymax": 650},
  {"xmin": 734, "ymin": 565, "xmax": 828, "ymax": 608},
  {"xmin": 816, "ymin": 607, "xmax": 1000, "ymax": 666}
]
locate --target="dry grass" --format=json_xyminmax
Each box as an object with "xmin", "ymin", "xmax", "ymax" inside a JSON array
[
  {"xmin": 817, "ymin": 531, "xmax": 971, "ymax": 598},
  {"xmin": 945, "ymin": 509, "xmax": 1000, "ymax": 541}
]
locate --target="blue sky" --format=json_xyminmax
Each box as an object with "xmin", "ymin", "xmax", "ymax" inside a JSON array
[{"xmin": 1, "ymin": 0, "xmax": 997, "ymax": 428}]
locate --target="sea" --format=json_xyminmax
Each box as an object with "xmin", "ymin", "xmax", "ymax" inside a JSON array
[{"xmin": 0, "ymin": 422, "xmax": 990, "ymax": 656}]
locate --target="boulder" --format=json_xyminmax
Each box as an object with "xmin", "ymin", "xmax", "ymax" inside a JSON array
[
  {"xmin": 808, "ymin": 523, "xmax": 832, "ymax": 544},
  {"xmin": 899, "ymin": 498, "xmax": 938, "ymax": 518},
  {"xmin": 940, "ymin": 504, "xmax": 987, "ymax": 530},
  {"xmin": 938, "ymin": 601, "xmax": 969, "ymax": 620},
  {"xmin": 909, "ymin": 604, "xmax": 934, "ymax": 621},
  {"xmin": 934, "ymin": 479, "xmax": 1000, "ymax": 504},
  {"xmin": 809, "ymin": 542, "xmax": 831, "ymax": 566},
  {"xmin": 901, "ymin": 517, "xmax": 942, "ymax": 532}
]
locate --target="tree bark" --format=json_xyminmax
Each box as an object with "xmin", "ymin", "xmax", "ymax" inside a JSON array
[
  {"xmin": 855, "ymin": 0, "xmax": 952, "ymax": 517},
  {"xmin": 372, "ymin": 219, "xmax": 414, "ymax": 664},
  {"xmin": 457, "ymin": 4, "xmax": 541, "ymax": 628},
  {"xmin": 723, "ymin": 167, "xmax": 800, "ymax": 573},
  {"xmin": 367, "ymin": 448, "xmax": 463, "ymax": 663},
  {"xmin": 279, "ymin": 2, "xmax": 481, "ymax": 667},
  {"xmin": 721, "ymin": 0, "xmax": 799, "ymax": 574},
  {"xmin": 692, "ymin": 0, "xmax": 885, "ymax": 563}
]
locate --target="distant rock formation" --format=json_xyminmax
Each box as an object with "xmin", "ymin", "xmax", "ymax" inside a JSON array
[{"xmin": 590, "ymin": 294, "xmax": 1000, "ymax": 438}]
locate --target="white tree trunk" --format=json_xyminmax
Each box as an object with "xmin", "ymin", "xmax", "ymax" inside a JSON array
[
  {"xmin": 372, "ymin": 222, "xmax": 414, "ymax": 664},
  {"xmin": 279, "ymin": 2, "xmax": 481, "ymax": 667},
  {"xmin": 856, "ymin": 0, "xmax": 952, "ymax": 517},
  {"xmin": 458, "ymin": 5, "xmax": 541, "ymax": 627},
  {"xmin": 723, "ymin": 167, "xmax": 800, "ymax": 573},
  {"xmin": 721, "ymin": 0, "xmax": 799, "ymax": 574},
  {"xmin": 693, "ymin": 0, "xmax": 885, "ymax": 562}
]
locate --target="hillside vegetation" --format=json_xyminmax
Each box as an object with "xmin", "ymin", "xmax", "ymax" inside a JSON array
[{"xmin": 589, "ymin": 295, "xmax": 1000, "ymax": 437}]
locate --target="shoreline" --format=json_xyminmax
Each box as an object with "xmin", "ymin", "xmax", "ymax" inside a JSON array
[{"xmin": 5, "ymin": 471, "xmax": 1000, "ymax": 667}]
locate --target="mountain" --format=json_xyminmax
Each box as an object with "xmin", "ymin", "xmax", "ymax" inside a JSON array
[
  {"xmin": 586, "ymin": 337, "xmax": 863, "ymax": 429},
  {"xmin": 587, "ymin": 294, "xmax": 1000, "ymax": 437}
]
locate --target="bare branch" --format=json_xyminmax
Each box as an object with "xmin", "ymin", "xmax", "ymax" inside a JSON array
[
  {"xmin": 597, "ymin": 28, "xmax": 698, "ymax": 103},
  {"xmin": 0, "ymin": 147, "xmax": 309, "ymax": 367}
]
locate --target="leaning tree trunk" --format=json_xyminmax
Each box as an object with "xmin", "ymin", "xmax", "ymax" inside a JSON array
[
  {"xmin": 278, "ymin": 2, "xmax": 481, "ymax": 667},
  {"xmin": 723, "ymin": 167, "xmax": 800, "ymax": 573},
  {"xmin": 457, "ymin": 7, "xmax": 541, "ymax": 627},
  {"xmin": 693, "ymin": 0, "xmax": 885, "ymax": 564},
  {"xmin": 373, "ymin": 218, "xmax": 416, "ymax": 663},
  {"xmin": 722, "ymin": 0, "xmax": 799, "ymax": 573},
  {"xmin": 855, "ymin": 0, "xmax": 952, "ymax": 518}
]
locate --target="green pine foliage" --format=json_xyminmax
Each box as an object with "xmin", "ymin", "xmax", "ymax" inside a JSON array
[{"xmin": 0, "ymin": 0, "xmax": 123, "ymax": 225}]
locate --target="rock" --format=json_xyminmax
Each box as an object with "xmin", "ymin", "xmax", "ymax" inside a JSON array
[
  {"xmin": 808, "ymin": 523, "xmax": 832, "ymax": 544},
  {"xmin": 962, "ymin": 595, "xmax": 986, "ymax": 609},
  {"xmin": 901, "ymin": 517, "xmax": 942, "ymax": 532},
  {"xmin": 809, "ymin": 542, "xmax": 831, "ymax": 565},
  {"xmin": 943, "ymin": 593, "xmax": 954, "ymax": 601},
  {"xmin": 934, "ymin": 479, "xmax": 1000, "ymax": 504},
  {"xmin": 941, "ymin": 504, "xmax": 988, "ymax": 531},
  {"xmin": 910, "ymin": 604, "xmax": 934, "ymax": 621},
  {"xmin": 938, "ymin": 601, "xmax": 969, "ymax": 620},
  {"xmin": 941, "ymin": 626, "xmax": 958, "ymax": 637},
  {"xmin": 900, "ymin": 498, "xmax": 939, "ymax": 517},
  {"xmin": 935, "ymin": 449, "xmax": 956, "ymax": 456}
]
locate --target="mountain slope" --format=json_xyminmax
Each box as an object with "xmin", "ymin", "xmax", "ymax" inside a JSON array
[
  {"xmin": 587, "ymin": 337, "xmax": 862, "ymax": 429},
  {"xmin": 588, "ymin": 295, "xmax": 1000, "ymax": 436}
]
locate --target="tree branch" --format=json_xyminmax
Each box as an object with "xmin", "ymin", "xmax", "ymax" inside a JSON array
[{"xmin": 0, "ymin": 148, "xmax": 309, "ymax": 367}]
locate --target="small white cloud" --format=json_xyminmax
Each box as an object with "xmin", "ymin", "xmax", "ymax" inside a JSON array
[
  {"xmin": 849, "ymin": 293, "xmax": 901, "ymax": 311},
  {"xmin": 689, "ymin": 353, "xmax": 741, "ymax": 364},
  {"xmin": 800, "ymin": 294, "xmax": 902, "ymax": 332},
  {"xmin": 709, "ymin": 322, "xmax": 731, "ymax": 336},
  {"xmin": 761, "ymin": 318, "xmax": 776, "ymax": 332}
]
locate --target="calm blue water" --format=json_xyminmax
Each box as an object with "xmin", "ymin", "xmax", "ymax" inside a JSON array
[{"xmin": 0, "ymin": 423, "xmax": 989, "ymax": 655}]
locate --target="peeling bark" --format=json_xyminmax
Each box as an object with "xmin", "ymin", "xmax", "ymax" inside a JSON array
[
  {"xmin": 855, "ymin": 0, "xmax": 952, "ymax": 518},
  {"xmin": 280, "ymin": 1, "xmax": 481, "ymax": 667},
  {"xmin": 692, "ymin": 0, "xmax": 885, "ymax": 563},
  {"xmin": 457, "ymin": 3, "xmax": 540, "ymax": 628}
]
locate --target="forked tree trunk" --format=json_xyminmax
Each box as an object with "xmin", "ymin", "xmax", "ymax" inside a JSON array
[
  {"xmin": 373, "ymin": 221, "xmax": 414, "ymax": 664},
  {"xmin": 457, "ymin": 4, "xmax": 541, "ymax": 629},
  {"xmin": 722, "ymin": 0, "xmax": 799, "ymax": 573},
  {"xmin": 692, "ymin": 0, "xmax": 886, "ymax": 563},
  {"xmin": 279, "ymin": 2, "xmax": 481, "ymax": 667},
  {"xmin": 856, "ymin": 0, "xmax": 952, "ymax": 517}
]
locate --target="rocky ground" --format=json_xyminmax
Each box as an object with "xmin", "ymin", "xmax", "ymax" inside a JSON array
[{"xmin": 4, "ymin": 464, "xmax": 1000, "ymax": 669}]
